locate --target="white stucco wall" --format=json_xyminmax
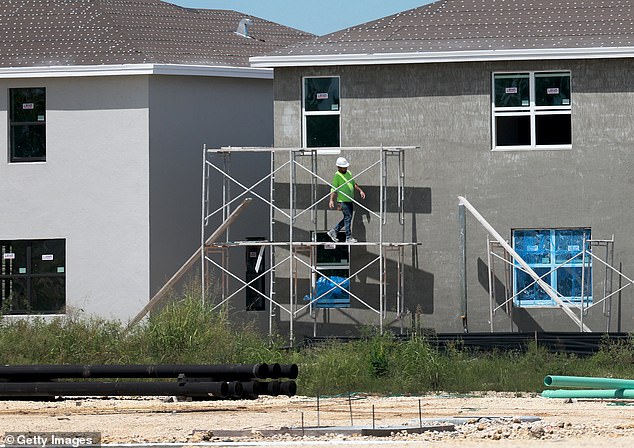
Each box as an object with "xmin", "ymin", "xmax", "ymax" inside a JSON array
[{"xmin": 0, "ymin": 76, "xmax": 150, "ymax": 321}]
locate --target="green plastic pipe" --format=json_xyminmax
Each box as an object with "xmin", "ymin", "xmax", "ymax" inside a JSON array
[
  {"xmin": 544, "ymin": 375, "xmax": 634, "ymax": 389},
  {"xmin": 542, "ymin": 388, "xmax": 634, "ymax": 399}
]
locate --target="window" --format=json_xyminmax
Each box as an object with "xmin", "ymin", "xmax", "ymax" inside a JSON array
[
  {"xmin": 513, "ymin": 228, "xmax": 591, "ymax": 307},
  {"xmin": 0, "ymin": 239, "xmax": 65, "ymax": 314},
  {"xmin": 492, "ymin": 72, "xmax": 571, "ymax": 150},
  {"xmin": 303, "ymin": 77, "xmax": 340, "ymax": 148},
  {"xmin": 9, "ymin": 88, "xmax": 46, "ymax": 162}
]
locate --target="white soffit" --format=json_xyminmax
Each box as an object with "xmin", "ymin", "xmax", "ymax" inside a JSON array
[
  {"xmin": 0, "ymin": 64, "xmax": 273, "ymax": 79},
  {"xmin": 250, "ymin": 47, "xmax": 634, "ymax": 67}
]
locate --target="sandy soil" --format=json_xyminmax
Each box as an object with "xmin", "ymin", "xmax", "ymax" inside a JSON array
[{"xmin": 0, "ymin": 392, "xmax": 633, "ymax": 447}]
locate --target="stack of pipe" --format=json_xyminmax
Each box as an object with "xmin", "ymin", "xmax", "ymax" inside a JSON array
[
  {"xmin": 542, "ymin": 375, "xmax": 634, "ymax": 399},
  {"xmin": 0, "ymin": 363, "xmax": 298, "ymax": 400}
]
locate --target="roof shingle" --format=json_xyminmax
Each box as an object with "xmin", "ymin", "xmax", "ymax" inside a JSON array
[
  {"xmin": 0, "ymin": 0, "xmax": 314, "ymax": 67},
  {"xmin": 265, "ymin": 0, "xmax": 634, "ymax": 57}
]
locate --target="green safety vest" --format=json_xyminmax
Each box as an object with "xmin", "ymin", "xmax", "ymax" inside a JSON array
[{"xmin": 331, "ymin": 170, "xmax": 355, "ymax": 203}]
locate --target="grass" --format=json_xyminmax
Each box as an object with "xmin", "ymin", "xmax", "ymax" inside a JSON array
[{"xmin": 1, "ymin": 295, "xmax": 634, "ymax": 396}]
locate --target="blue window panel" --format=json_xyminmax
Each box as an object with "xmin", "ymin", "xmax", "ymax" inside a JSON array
[
  {"xmin": 557, "ymin": 267, "xmax": 591, "ymax": 300},
  {"xmin": 513, "ymin": 228, "xmax": 592, "ymax": 306},
  {"xmin": 514, "ymin": 230, "xmax": 551, "ymax": 265},
  {"xmin": 515, "ymin": 267, "xmax": 551, "ymax": 304},
  {"xmin": 554, "ymin": 229, "xmax": 589, "ymax": 264}
]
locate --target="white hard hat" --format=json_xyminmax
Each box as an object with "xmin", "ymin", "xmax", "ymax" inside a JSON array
[{"xmin": 336, "ymin": 157, "xmax": 349, "ymax": 168}]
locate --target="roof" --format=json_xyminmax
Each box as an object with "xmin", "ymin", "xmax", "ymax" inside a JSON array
[
  {"xmin": 0, "ymin": 0, "xmax": 314, "ymax": 69},
  {"xmin": 251, "ymin": 0, "xmax": 634, "ymax": 67}
]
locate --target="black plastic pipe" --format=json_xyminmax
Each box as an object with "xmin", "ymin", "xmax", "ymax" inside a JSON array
[
  {"xmin": 262, "ymin": 380, "xmax": 281, "ymax": 396},
  {"xmin": 263, "ymin": 364, "xmax": 298, "ymax": 379},
  {"xmin": 280, "ymin": 380, "xmax": 297, "ymax": 397},
  {"xmin": 0, "ymin": 381, "xmax": 229, "ymax": 398},
  {"xmin": 0, "ymin": 364, "xmax": 269, "ymax": 380},
  {"xmin": 226, "ymin": 381, "xmax": 243, "ymax": 398},
  {"xmin": 278, "ymin": 364, "xmax": 299, "ymax": 379},
  {"xmin": 240, "ymin": 381, "xmax": 260, "ymax": 396},
  {"xmin": 266, "ymin": 363, "xmax": 282, "ymax": 379}
]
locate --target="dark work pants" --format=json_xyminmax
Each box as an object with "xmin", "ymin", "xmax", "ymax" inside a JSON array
[{"xmin": 333, "ymin": 202, "xmax": 353, "ymax": 238}]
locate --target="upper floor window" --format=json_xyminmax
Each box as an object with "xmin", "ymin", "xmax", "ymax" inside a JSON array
[
  {"xmin": 9, "ymin": 87, "xmax": 46, "ymax": 162},
  {"xmin": 492, "ymin": 72, "xmax": 571, "ymax": 150},
  {"xmin": 303, "ymin": 76, "xmax": 340, "ymax": 148},
  {"xmin": 0, "ymin": 239, "xmax": 65, "ymax": 314},
  {"xmin": 513, "ymin": 228, "xmax": 591, "ymax": 307}
]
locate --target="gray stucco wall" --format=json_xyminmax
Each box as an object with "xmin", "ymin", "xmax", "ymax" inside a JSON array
[
  {"xmin": 273, "ymin": 58, "xmax": 634, "ymax": 334},
  {"xmin": 148, "ymin": 75, "xmax": 273, "ymax": 325},
  {"xmin": 0, "ymin": 76, "xmax": 150, "ymax": 320}
]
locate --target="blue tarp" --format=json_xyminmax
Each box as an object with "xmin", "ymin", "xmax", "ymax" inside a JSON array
[{"xmin": 303, "ymin": 276, "xmax": 350, "ymax": 308}]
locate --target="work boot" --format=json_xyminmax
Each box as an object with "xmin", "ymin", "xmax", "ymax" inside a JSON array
[
  {"xmin": 346, "ymin": 237, "xmax": 358, "ymax": 243},
  {"xmin": 327, "ymin": 229, "xmax": 339, "ymax": 242}
]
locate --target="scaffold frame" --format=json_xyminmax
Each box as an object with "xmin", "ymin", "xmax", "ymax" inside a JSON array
[
  {"xmin": 458, "ymin": 196, "xmax": 634, "ymax": 333},
  {"xmin": 201, "ymin": 146, "xmax": 420, "ymax": 344}
]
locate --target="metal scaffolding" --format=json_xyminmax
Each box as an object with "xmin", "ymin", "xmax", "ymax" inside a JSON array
[
  {"xmin": 459, "ymin": 196, "xmax": 634, "ymax": 333},
  {"xmin": 201, "ymin": 146, "xmax": 420, "ymax": 344}
]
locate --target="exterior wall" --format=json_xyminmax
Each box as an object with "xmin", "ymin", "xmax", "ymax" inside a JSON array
[
  {"xmin": 148, "ymin": 75, "xmax": 273, "ymax": 327},
  {"xmin": 0, "ymin": 76, "xmax": 150, "ymax": 320},
  {"xmin": 273, "ymin": 58, "xmax": 634, "ymax": 334}
]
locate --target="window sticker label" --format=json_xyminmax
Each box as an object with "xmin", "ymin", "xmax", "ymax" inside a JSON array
[
  {"xmin": 316, "ymin": 93, "xmax": 329, "ymax": 100},
  {"xmin": 562, "ymin": 99, "xmax": 570, "ymax": 105},
  {"xmin": 22, "ymin": 103, "xmax": 34, "ymax": 110},
  {"xmin": 505, "ymin": 87, "xmax": 518, "ymax": 94},
  {"xmin": 547, "ymin": 88, "xmax": 560, "ymax": 95},
  {"xmin": 527, "ymin": 245, "xmax": 539, "ymax": 252},
  {"xmin": 42, "ymin": 254, "xmax": 54, "ymax": 261},
  {"xmin": 57, "ymin": 267, "xmax": 65, "ymax": 273},
  {"xmin": 3, "ymin": 253, "xmax": 15, "ymax": 260},
  {"xmin": 568, "ymin": 245, "xmax": 580, "ymax": 252},
  {"xmin": 37, "ymin": 115, "xmax": 45, "ymax": 121},
  {"xmin": 331, "ymin": 104, "xmax": 339, "ymax": 111},
  {"xmin": 19, "ymin": 267, "xmax": 26, "ymax": 274}
]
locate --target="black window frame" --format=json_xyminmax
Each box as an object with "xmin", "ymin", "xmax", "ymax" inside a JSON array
[
  {"xmin": 302, "ymin": 76, "xmax": 341, "ymax": 148},
  {"xmin": 492, "ymin": 71, "xmax": 572, "ymax": 150},
  {"xmin": 9, "ymin": 87, "xmax": 47, "ymax": 163},
  {"xmin": 0, "ymin": 239, "xmax": 66, "ymax": 315}
]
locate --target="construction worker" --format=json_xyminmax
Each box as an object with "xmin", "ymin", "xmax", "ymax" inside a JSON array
[{"xmin": 327, "ymin": 157, "xmax": 365, "ymax": 243}]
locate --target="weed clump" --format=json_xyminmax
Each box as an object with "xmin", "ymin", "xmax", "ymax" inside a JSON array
[{"xmin": 1, "ymin": 298, "xmax": 633, "ymax": 396}]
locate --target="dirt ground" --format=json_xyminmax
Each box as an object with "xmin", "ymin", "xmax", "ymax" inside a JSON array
[{"xmin": 1, "ymin": 392, "xmax": 633, "ymax": 447}]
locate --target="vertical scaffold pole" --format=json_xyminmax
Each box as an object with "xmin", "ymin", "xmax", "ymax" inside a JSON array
[
  {"xmin": 459, "ymin": 202, "xmax": 468, "ymax": 333},
  {"xmin": 399, "ymin": 149, "xmax": 405, "ymax": 228},
  {"xmin": 486, "ymin": 235, "xmax": 494, "ymax": 333},
  {"xmin": 201, "ymin": 145, "xmax": 207, "ymax": 303},
  {"xmin": 379, "ymin": 145, "xmax": 387, "ymax": 334},
  {"xmin": 223, "ymin": 153, "xmax": 230, "ymax": 243},
  {"xmin": 601, "ymin": 237, "xmax": 615, "ymax": 332},
  {"xmin": 311, "ymin": 150, "xmax": 317, "ymax": 229},
  {"xmin": 580, "ymin": 233, "xmax": 586, "ymax": 333},
  {"xmin": 289, "ymin": 149, "xmax": 295, "ymax": 346},
  {"xmin": 269, "ymin": 150, "xmax": 275, "ymax": 337}
]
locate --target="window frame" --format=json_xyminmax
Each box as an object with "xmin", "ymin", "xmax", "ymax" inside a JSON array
[
  {"xmin": 0, "ymin": 239, "xmax": 66, "ymax": 315},
  {"xmin": 8, "ymin": 87, "xmax": 47, "ymax": 163},
  {"xmin": 492, "ymin": 71, "xmax": 572, "ymax": 151},
  {"xmin": 302, "ymin": 76, "xmax": 341, "ymax": 148},
  {"xmin": 512, "ymin": 228, "xmax": 591, "ymax": 307}
]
